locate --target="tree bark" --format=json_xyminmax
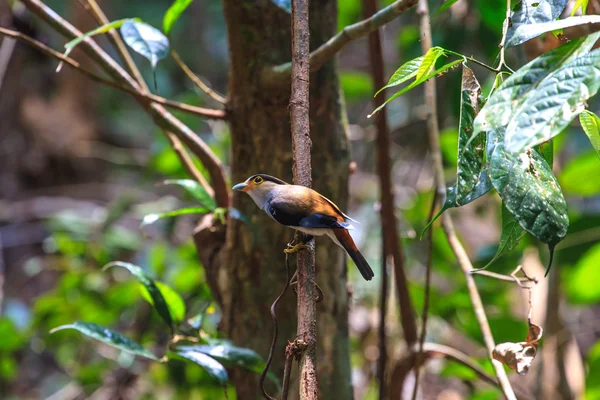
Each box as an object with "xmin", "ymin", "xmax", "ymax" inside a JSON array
[{"xmin": 194, "ymin": 1, "xmax": 352, "ymax": 398}]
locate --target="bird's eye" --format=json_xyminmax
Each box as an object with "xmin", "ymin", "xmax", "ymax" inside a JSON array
[{"xmin": 253, "ymin": 176, "xmax": 263, "ymax": 184}]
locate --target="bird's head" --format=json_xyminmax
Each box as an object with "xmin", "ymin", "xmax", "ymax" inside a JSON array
[{"xmin": 232, "ymin": 174, "xmax": 288, "ymax": 207}]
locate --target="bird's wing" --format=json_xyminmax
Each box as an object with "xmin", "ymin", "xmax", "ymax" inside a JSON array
[
  {"xmin": 265, "ymin": 187, "xmax": 352, "ymax": 229},
  {"xmin": 315, "ymin": 192, "xmax": 359, "ymax": 224}
]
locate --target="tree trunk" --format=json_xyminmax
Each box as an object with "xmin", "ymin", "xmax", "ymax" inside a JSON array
[{"xmin": 194, "ymin": 0, "xmax": 353, "ymax": 398}]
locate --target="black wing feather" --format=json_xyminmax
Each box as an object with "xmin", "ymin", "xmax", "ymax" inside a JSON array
[{"xmin": 265, "ymin": 200, "xmax": 349, "ymax": 229}]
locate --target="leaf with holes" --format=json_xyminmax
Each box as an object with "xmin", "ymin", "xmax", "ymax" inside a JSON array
[
  {"xmin": 579, "ymin": 110, "xmax": 600, "ymax": 159},
  {"xmin": 484, "ymin": 204, "xmax": 526, "ymax": 268},
  {"xmin": 172, "ymin": 348, "xmax": 228, "ymax": 384},
  {"xmin": 488, "ymin": 129, "xmax": 568, "ymax": 272},
  {"xmin": 121, "ymin": 21, "xmax": 169, "ymax": 68},
  {"xmin": 473, "ymin": 33, "xmax": 600, "ymax": 140},
  {"xmin": 103, "ymin": 262, "xmax": 174, "ymax": 329},
  {"xmin": 163, "ymin": 0, "xmax": 194, "ymax": 35},
  {"xmin": 375, "ymin": 56, "xmax": 424, "ymax": 96},
  {"xmin": 140, "ymin": 281, "xmax": 186, "ymax": 322},
  {"xmin": 456, "ymin": 64, "xmax": 491, "ymax": 204},
  {"xmin": 141, "ymin": 207, "xmax": 210, "ymax": 228},
  {"xmin": 161, "ymin": 179, "xmax": 216, "ymax": 210},
  {"xmin": 50, "ymin": 321, "xmax": 158, "ymax": 361},
  {"xmin": 505, "ymin": 0, "xmax": 569, "ymax": 47},
  {"xmin": 505, "ymin": 48, "xmax": 600, "ymax": 152}
]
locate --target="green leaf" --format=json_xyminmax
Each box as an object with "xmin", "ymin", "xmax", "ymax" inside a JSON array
[
  {"xmin": 271, "ymin": 0, "xmax": 291, "ymax": 13},
  {"xmin": 161, "ymin": 179, "xmax": 217, "ymax": 210},
  {"xmin": 141, "ymin": 207, "xmax": 210, "ymax": 228},
  {"xmin": 456, "ymin": 64, "xmax": 491, "ymax": 204},
  {"xmin": 537, "ymin": 140, "xmax": 554, "ymax": 166},
  {"xmin": 50, "ymin": 321, "xmax": 158, "ymax": 361},
  {"xmin": 565, "ymin": 243, "xmax": 600, "ymax": 304},
  {"xmin": 484, "ymin": 204, "xmax": 526, "ymax": 268},
  {"xmin": 579, "ymin": 110, "xmax": 600, "ymax": 159},
  {"xmin": 416, "ymin": 47, "xmax": 446, "ymax": 81},
  {"xmin": 488, "ymin": 128, "xmax": 568, "ymax": 252},
  {"xmin": 559, "ymin": 151, "xmax": 600, "ymax": 196},
  {"xmin": 505, "ymin": 0, "xmax": 569, "ymax": 47},
  {"xmin": 508, "ymin": 15, "xmax": 600, "ymax": 47},
  {"xmin": 120, "ymin": 21, "xmax": 169, "ymax": 69},
  {"xmin": 103, "ymin": 262, "xmax": 173, "ymax": 329},
  {"xmin": 421, "ymin": 186, "xmax": 456, "ymax": 237},
  {"xmin": 473, "ymin": 33, "xmax": 600, "ymax": 139},
  {"xmin": 375, "ymin": 56, "xmax": 424, "ymax": 96},
  {"xmin": 370, "ymin": 58, "xmax": 462, "ymax": 117},
  {"xmin": 163, "ymin": 0, "xmax": 194, "ymax": 35},
  {"xmin": 505, "ymin": 48, "xmax": 600, "ymax": 152},
  {"xmin": 571, "ymin": 0, "xmax": 588, "ymax": 16},
  {"xmin": 433, "ymin": 0, "xmax": 461, "ymax": 19},
  {"xmin": 172, "ymin": 348, "xmax": 228, "ymax": 384},
  {"xmin": 140, "ymin": 281, "xmax": 186, "ymax": 322}
]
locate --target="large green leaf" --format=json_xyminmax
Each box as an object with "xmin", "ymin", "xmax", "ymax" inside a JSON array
[
  {"xmin": 484, "ymin": 204, "xmax": 526, "ymax": 268},
  {"xmin": 172, "ymin": 348, "xmax": 228, "ymax": 384},
  {"xmin": 508, "ymin": 15, "xmax": 600, "ymax": 47},
  {"xmin": 505, "ymin": 0, "xmax": 569, "ymax": 47},
  {"xmin": 163, "ymin": 0, "xmax": 194, "ymax": 35},
  {"xmin": 141, "ymin": 207, "xmax": 210, "ymax": 228},
  {"xmin": 559, "ymin": 151, "xmax": 600, "ymax": 196},
  {"xmin": 473, "ymin": 33, "xmax": 600, "ymax": 138},
  {"xmin": 375, "ymin": 56, "xmax": 424, "ymax": 96},
  {"xmin": 505, "ymin": 48, "xmax": 600, "ymax": 152},
  {"xmin": 488, "ymin": 129, "xmax": 568, "ymax": 271},
  {"xmin": 456, "ymin": 64, "xmax": 491, "ymax": 204},
  {"xmin": 140, "ymin": 281, "xmax": 186, "ymax": 322},
  {"xmin": 50, "ymin": 321, "xmax": 158, "ymax": 361},
  {"xmin": 579, "ymin": 110, "xmax": 600, "ymax": 159},
  {"xmin": 120, "ymin": 21, "xmax": 169, "ymax": 68},
  {"xmin": 565, "ymin": 243, "xmax": 600, "ymax": 304},
  {"xmin": 161, "ymin": 179, "xmax": 217, "ymax": 210},
  {"xmin": 103, "ymin": 262, "xmax": 173, "ymax": 329}
]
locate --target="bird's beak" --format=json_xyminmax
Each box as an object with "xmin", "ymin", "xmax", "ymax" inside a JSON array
[{"xmin": 232, "ymin": 182, "xmax": 249, "ymax": 192}]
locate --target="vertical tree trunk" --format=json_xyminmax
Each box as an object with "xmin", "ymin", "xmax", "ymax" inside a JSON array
[{"xmin": 194, "ymin": 0, "xmax": 352, "ymax": 398}]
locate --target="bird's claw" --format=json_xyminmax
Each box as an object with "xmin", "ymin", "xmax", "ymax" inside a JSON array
[{"xmin": 284, "ymin": 242, "xmax": 309, "ymax": 254}]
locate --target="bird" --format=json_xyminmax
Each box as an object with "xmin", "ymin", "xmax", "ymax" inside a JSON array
[{"xmin": 232, "ymin": 174, "xmax": 374, "ymax": 281}]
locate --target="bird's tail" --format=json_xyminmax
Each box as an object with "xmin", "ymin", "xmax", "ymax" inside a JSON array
[{"xmin": 333, "ymin": 229, "xmax": 374, "ymax": 281}]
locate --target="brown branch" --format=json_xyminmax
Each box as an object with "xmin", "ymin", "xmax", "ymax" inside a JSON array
[
  {"xmin": 164, "ymin": 131, "xmax": 214, "ymax": 197},
  {"xmin": 0, "ymin": 28, "xmax": 226, "ymax": 119},
  {"xmin": 262, "ymin": 0, "xmax": 418, "ymax": 88},
  {"xmin": 171, "ymin": 50, "xmax": 227, "ymax": 104},
  {"xmin": 20, "ymin": 0, "xmax": 230, "ymax": 207},
  {"xmin": 416, "ymin": 0, "xmax": 516, "ymax": 398},
  {"xmin": 290, "ymin": 0, "xmax": 318, "ymax": 398},
  {"xmin": 411, "ymin": 191, "xmax": 437, "ymax": 400},
  {"xmin": 361, "ymin": 0, "xmax": 418, "ymax": 397}
]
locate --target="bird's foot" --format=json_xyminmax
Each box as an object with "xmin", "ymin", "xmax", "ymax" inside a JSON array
[{"xmin": 284, "ymin": 242, "xmax": 309, "ymax": 254}]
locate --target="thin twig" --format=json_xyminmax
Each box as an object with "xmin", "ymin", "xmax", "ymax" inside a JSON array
[
  {"xmin": 171, "ymin": 50, "xmax": 227, "ymax": 104},
  {"xmin": 411, "ymin": 190, "xmax": 438, "ymax": 400},
  {"xmin": 290, "ymin": 0, "xmax": 318, "ymax": 397},
  {"xmin": 262, "ymin": 0, "xmax": 419, "ymax": 88},
  {"xmin": 259, "ymin": 254, "xmax": 293, "ymax": 400},
  {"xmin": 497, "ymin": 0, "xmax": 512, "ymax": 72},
  {"xmin": 416, "ymin": 0, "xmax": 517, "ymax": 398},
  {"xmin": 0, "ymin": 28, "xmax": 226, "ymax": 119},
  {"xmin": 471, "ymin": 266, "xmax": 538, "ymax": 287},
  {"xmin": 20, "ymin": 0, "xmax": 230, "ymax": 207}
]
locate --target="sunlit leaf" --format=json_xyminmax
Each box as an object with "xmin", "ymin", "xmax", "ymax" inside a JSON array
[
  {"xmin": 50, "ymin": 321, "xmax": 158, "ymax": 361},
  {"xmin": 172, "ymin": 348, "xmax": 228, "ymax": 384},
  {"xmin": 271, "ymin": 0, "xmax": 291, "ymax": 13},
  {"xmin": 433, "ymin": 0, "xmax": 461, "ymax": 19},
  {"xmin": 565, "ymin": 243, "xmax": 600, "ymax": 304},
  {"xmin": 571, "ymin": 0, "xmax": 588, "ymax": 16},
  {"xmin": 484, "ymin": 204, "xmax": 526, "ymax": 268},
  {"xmin": 505, "ymin": 0, "xmax": 569, "ymax": 47},
  {"xmin": 579, "ymin": 110, "xmax": 600, "ymax": 159},
  {"xmin": 120, "ymin": 21, "xmax": 169, "ymax": 68},
  {"xmin": 559, "ymin": 151, "xmax": 600, "ymax": 196},
  {"xmin": 375, "ymin": 56, "xmax": 424, "ymax": 96},
  {"xmin": 161, "ymin": 179, "xmax": 217, "ymax": 210},
  {"xmin": 140, "ymin": 281, "xmax": 186, "ymax": 322},
  {"xmin": 416, "ymin": 47, "xmax": 446, "ymax": 81},
  {"xmin": 103, "ymin": 262, "xmax": 173, "ymax": 329},
  {"xmin": 488, "ymin": 129, "xmax": 568, "ymax": 273},
  {"xmin": 473, "ymin": 33, "xmax": 600, "ymax": 140},
  {"xmin": 141, "ymin": 207, "xmax": 210, "ymax": 228},
  {"xmin": 163, "ymin": 0, "xmax": 194, "ymax": 35}
]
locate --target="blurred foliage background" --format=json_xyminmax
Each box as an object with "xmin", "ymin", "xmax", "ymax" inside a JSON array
[{"xmin": 1, "ymin": 0, "xmax": 600, "ymax": 399}]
